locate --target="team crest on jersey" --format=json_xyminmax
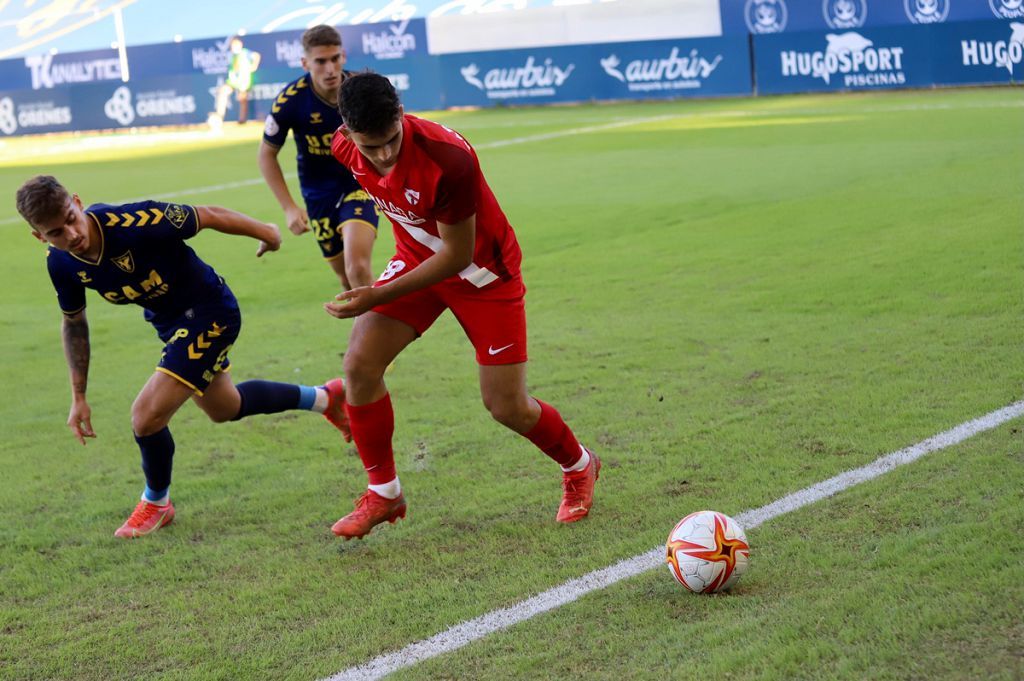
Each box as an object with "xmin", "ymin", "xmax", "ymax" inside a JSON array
[
  {"xmin": 264, "ymin": 114, "xmax": 279, "ymax": 136},
  {"xmin": 904, "ymin": 0, "xmax": 949, "ymax": 23},
  {"xmin": 990, "ymin": 0, "xmax": 1024, "ymax": 19},
  {"xmin": 404, "ymin": 188, "xmax": 421, "ymax": 205},
  {"xmin": 310, "ymin": 112, "xmax": 323, "ymax": 124},
  {"xmin": 745, "ymin": 0, "xmax": 787, "ymax": 33},
  {"xmin": 111, "ymin": 250, "xmax": 135, "ymax": 273},
  {"xmin": 823, "ymin": 0, "xmax": 867, "ymax": 28},
  {"xmin": 164, "ymin": 204, "xmax": 189, "ymax": 229}
]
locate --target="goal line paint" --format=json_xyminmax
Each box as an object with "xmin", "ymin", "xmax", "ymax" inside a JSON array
[{"xmin": 325, "ymin": 399, "xmax": 1024, "ymax": 681}]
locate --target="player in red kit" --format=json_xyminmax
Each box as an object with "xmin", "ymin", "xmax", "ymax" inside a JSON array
[{"xmin": 325, "ymin": 72, "xmax": 599, "ymax": 539}]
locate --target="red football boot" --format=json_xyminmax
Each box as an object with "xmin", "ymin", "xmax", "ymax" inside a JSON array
[
  {"xmin": 332, "ymin": 489, "xmax": 406, "ymax": 539},
  {"xmin": 556, "ymin": 451, "xmax": 601, "ymax": 523},
  {"xmin": 114, "ymin": 500, "xmax": 175, "ymax": 539},
  {"xmin": 322, "ymin": 378, "xmax": 352, "ymax": 442}
]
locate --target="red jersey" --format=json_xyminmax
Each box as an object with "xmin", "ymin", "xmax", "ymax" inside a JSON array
[{"xmin": 331, "ymin": 114, "xmax": 522, "ymax": 289}]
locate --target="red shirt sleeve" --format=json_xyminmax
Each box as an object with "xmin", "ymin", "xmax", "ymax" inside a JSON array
[
  {"xmin": 331, "ymin": 128, "xmax": 351, "ymax": 167},
  {"xmin": 426, "ymin": 138, "xmax": 478, "ymax": 225}
]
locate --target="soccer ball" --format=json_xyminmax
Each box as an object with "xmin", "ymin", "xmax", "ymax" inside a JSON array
[{"xmin": 665, "ymin": 510, "xmax": 750, "ymax": 593}]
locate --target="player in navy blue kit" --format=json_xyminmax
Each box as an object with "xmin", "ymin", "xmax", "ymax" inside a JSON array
[
  {"xmin": 258, "ymin": 24, "xmax": 378, "ymax": 291},
  {"xmin": 16, "ymin": 175, "xmax": 350, "ymax": 539}
]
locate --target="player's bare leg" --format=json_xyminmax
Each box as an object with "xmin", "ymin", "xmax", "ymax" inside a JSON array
[
  {"xmin": 478, "ymin": 362, "xmax": 539, "ymax": 434},
  {"xmin": 237, "ymin": 91, "xmax": 249, "ymax": 124},
  {"xmin": 132, "ymin": 371, "xmax": 196, "ymax": 436},
  {"xmin": 479, "ymin": 363, "xmax": 600, "ymax": 523},
  {"xmin": 332, "ymin": 312, "xmax": 416, "ymax": 538},
  {"xmin": 326, "ymin": 253, "xmax": 351, "ymax": 291},
  {"xmin": 192, "ymin": 370, "xmax": 241, "ymax": 422},
  {"xmin": 340, "ymin": 220, "xmax": 377, "ymax": 290},
  {"xmin": 340, "ymin": 219, "xmax": 396, "ymax": 371}
]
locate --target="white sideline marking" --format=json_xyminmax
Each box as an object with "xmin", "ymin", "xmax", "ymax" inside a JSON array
[
  {"xmin": 473, "ymin": 114, "xmax": 678, "ymax": 149},
  {"xmin": 1, "ymin": 113, "xmax": 675, "ymax": 227},
  {"xmin": 4, "ymin": 97, "xmax": 1021, "ymax": 227},
  {"xmin": 325, "ymin": 400, "xmax": 1024, "ymax": 681}
]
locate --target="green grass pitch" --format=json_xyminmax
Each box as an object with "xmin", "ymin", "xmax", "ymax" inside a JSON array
[{"xmin": 1, "ymin": 87, "xmax": 1021, "ymax": 680}]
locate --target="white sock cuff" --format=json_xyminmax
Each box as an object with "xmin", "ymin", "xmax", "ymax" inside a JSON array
[
  {"xmin": 561, "ymin": 445, "xmax": 590, "ymax": 473},
  {"xmin": 368, "ymin": 478, "xmax": 402, "ymax": 499}
]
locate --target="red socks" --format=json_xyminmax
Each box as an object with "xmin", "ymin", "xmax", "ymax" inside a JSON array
[
  {"xmin": 347, "ymin": 394, "xmax": 583, "ymax": 481},
  {"xmin": 523, "ymin": 399, "xmax": 584, "ymax": 469},
  {"xmin": 345, "ymin": 393, "xmax": 397, "ymax": 485}
]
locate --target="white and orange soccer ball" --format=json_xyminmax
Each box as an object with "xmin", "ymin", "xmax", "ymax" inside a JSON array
[{"xmin": 665, "ymin": 510, "xmax": 750, "ymax": 593}]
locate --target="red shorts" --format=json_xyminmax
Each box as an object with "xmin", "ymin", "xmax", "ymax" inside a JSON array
[{"xmin": 372, "ymin": 258, "xmax": 528, "ymax": 365}]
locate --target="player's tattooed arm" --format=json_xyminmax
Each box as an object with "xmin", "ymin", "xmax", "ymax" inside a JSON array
[
  {"xmin": 62, "ymin": 310, "xmax": 90, "ymax": 395},
  {"xmin": 61, "ymin": 310, "xmax": 96, "ymax": 445}
]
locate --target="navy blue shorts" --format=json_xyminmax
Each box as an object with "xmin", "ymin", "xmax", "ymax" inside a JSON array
[
  {"xmin": 305, "ymin": 189, "xmax": 378, "ymax": 260},
  {"xmin": 148, "ymin": 292, "xmax": 242, "ymax": 396}
]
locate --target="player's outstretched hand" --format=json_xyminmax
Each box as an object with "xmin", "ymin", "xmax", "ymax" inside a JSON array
[
  {"xmin": 286, "ymin": 206, "xmax": 310, "ymax": 236},
  {"xmin": 68, "ymin": 399, "xmax": 96, "ymax": 446},
  {"xmin": 324, "ymin": 286, "xmax": 379, "ymax": 319},
  {"xmin": 256, "ymin": 223, "xmax": 282, "ymax": 257}
]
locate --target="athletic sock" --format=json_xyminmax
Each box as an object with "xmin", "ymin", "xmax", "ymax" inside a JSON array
[
  {"xmin": 368, "ymin": 478, "xmax": 402, "ymax": 499},
  {"xmin": 345, "ymin": 393, "xmax": 397, "ymax": 485},
  {"xmin": 142, "ymin": 486, "xmax": 169, "ymax": 506},
  {"xmin": 233, "ymin": 380, "xmax": 320, "ymax": 420},
  {"xmin": 523, "ymin": 398, "xmax": 584, "ymax": 469},
  {"xmin": 561, "ymin": 445, "xmax": 590, "ymax": 473},
  {"xmin": 135, "ymin": 427, "xmax": 175, "ymax": 496},
  {"xmin": 311, "ymin": 386, "xmax": 329, "ymax": 413}
]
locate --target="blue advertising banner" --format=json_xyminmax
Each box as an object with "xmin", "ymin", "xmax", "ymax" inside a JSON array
[
  {"xmin": 592, "ymin": 36, "xmax": 752, "ymax": 101},
  {"xmin": 0, "ymin": 88, "xmax": 75, "ymax": 136},
  {"xmin": 930, "ymin": 18, "xmax": 1024, "ymax": 85},
  {"xmin": 440, "ymin": 45, "xmax": 596, "ymax": 107},
  {"xmin": 71, "ymin": 76, "xmax": 207, "ymax": 130},
  {"xmin": 0, "ymin": 14, "xmax": 1019, "ymax": 137},
  {"xmin": 0, "ymin": 46, "xmax": 123, "ymax": 93},
  {"xmin": 722, "ymin": 0, "xmax": 1007, "ymax": 36},
  {"xmin": 440, "ymin": 36, "xmax": 752, "ymax": 108},
  {"xmin": 753, "ymin": 24, "xmax": 935, "ymax": 94}
]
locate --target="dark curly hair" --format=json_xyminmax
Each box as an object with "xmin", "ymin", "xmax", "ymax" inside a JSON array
[
  {"xmin": 338, "ymin": 72, "xmax": 401, "ymax": 136},
  {"xmin": 15, "ymin": 175, "xmax": 69, "ymax": 228}
]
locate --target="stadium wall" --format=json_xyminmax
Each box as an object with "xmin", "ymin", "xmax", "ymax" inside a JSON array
[
  {"xmin": 0, "ymin": 12, "xmax": 1020, "ymax": 137},
  {"xmin": 720, "ymin": 0, "xmax": 1015, "ymax": 35},
  {"xmin": 753, "ymin": 19, "xmax": 1024, "ymax": 94}
]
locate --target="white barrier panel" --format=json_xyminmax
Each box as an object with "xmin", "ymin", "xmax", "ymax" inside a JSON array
[{"xmin": 426, "ymin": 0, "xmax": 723, "ymax": 55}]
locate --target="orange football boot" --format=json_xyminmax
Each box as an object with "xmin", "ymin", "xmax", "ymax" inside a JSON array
[
  {"xmin": 332, "ymin": 489, "xmax": 406, "ymax": 539},
  {"xmin": 556, "ymin": 451, "xmax": 601, "ymax": 523},
  {"xmin": 114, "ymin": 500, "xmax": 175, "ymax": 539},
  {"xmin": 322, "ymin": 378, "xmax": 352, "ymax": 442}
]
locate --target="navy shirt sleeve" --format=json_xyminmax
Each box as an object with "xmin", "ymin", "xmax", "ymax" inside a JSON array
[
  {"xmin": 90, "ymin": 201, "xmax": 200, "ymax": 240},
  {"xmin": 45, "ymin": 249, "xmax": 87, "ymax": 315},
  {"xmin": 263, "ymin": 84, "xmax": 294, "ymax": 148}
]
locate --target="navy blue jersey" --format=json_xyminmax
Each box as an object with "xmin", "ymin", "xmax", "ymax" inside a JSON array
[
  {"xmin": 262, "ymin": 73, "xmax": 361, "ymax": 202},
  {"xmin": 46, "ymin": 200, "xmax": 229, "ymax": 322}
]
